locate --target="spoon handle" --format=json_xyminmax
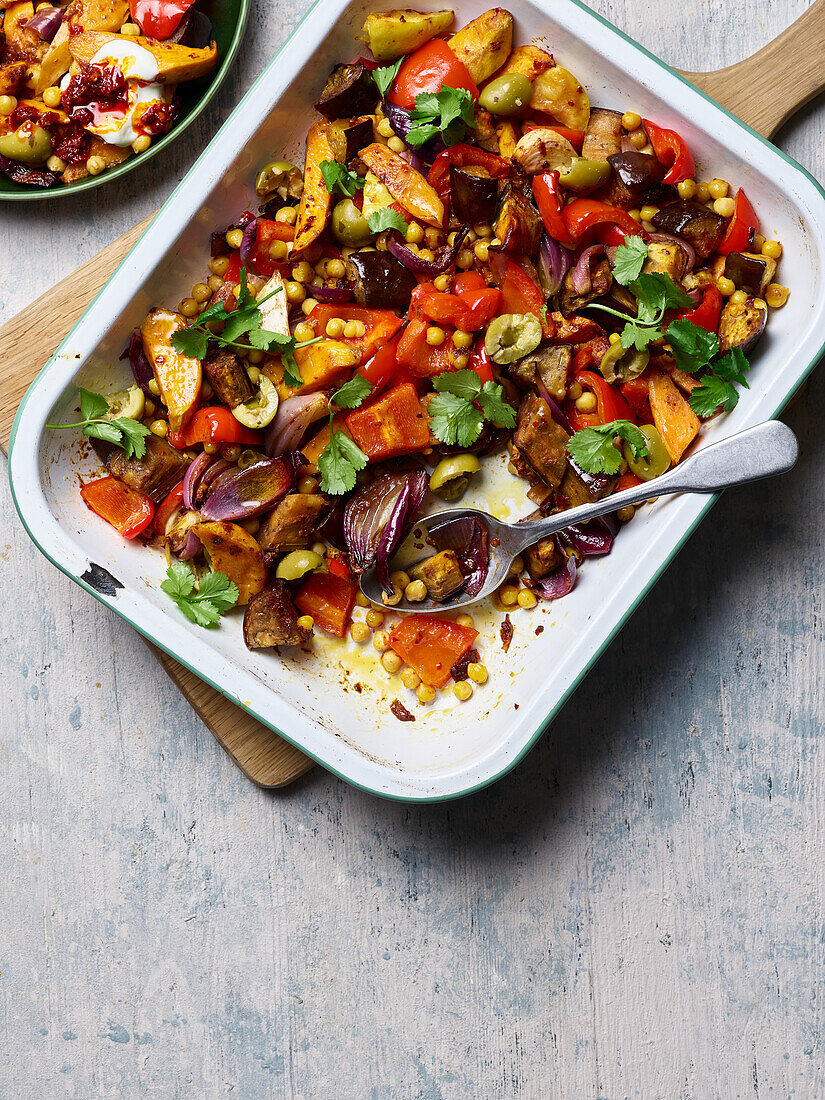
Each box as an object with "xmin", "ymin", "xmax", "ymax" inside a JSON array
[{"xmin": 513, "ymin": 421, "xmax": 798, "ymax": 549}]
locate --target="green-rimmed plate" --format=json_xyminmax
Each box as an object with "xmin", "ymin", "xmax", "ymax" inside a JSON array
[{"xmin": 0, "ymin": 0, "xmax": 248, "ymax": 201}]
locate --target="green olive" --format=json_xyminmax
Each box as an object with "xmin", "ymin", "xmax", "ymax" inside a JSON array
[
  {"xmin": 232, "ymin": 376, "xmax": 280, "ymax": 429},
  {"xmin": 558, "ymin": 157, "xmax": 612, "ymax": 193},
  {"xmin": 254, "ymin": 159, "xmax": 303, "ymax": 201},
  {"xmin": 275, "ymin": 549, "xmax": 323, "ymax": 581},
  {"xmin": 429, "ymin": 454, "xmax": 481, "ymax": 500},
  {"xmin": 0, "ymin": 124, "xmax": 51, "ymax": 166},
  {"xmin": 103, "ymin": 383, "xmax": 144, "ymax": 422},
  {"xmin": 624, "ymin": 424, "xmax": 671, "ymax": 481},
  {"xmin": 478, "ymin": 73, "xmax": 533, "ymax": 117},
  {"xmin": 331, "ymin": 198, "xmax": 372, "ymax": 247},
  {"xmin": 485, "ymin": 313, "xmax": 543, "ymax": 364},
  {"xmin": 599, "ymin": 343, "xmax": 649, "ymax": 384}
]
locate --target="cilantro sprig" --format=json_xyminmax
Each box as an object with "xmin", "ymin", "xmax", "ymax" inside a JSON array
[
  {"xmin": 367, "ymin": 207, "xmax": 408, "ymax": 235},
  {"xmin": 161, "ymin": 561, "xmax": 239, "ymax": 627},
  {"xmin": 567, "ymin": 420, "xmax": 650, "ymax": 475},
  {"xmin": 320, "ymin": 159, "xmax": 365, "ymax": 198},
  {"xmin": 372, "ymin": 58, "xmax": 403, "ymax": 99},
  {"xmin": 687, "ymin": 348, "xmax": 751, "ymax": 417},
  {"xmin": 170, "ymin": 266, "xmax": 320, "ymax": 387},
  {"xmin": 406, "ymin": 86, "xmax": 475, "ymax": 148},
  {"xmin": 428, "ymin": 369, "xmax": 516, "ymax": 448},
  {"xmin": 317, "ymin": 375, "xmax": 373, "ymax": 495},
  {"xmin": 46, "ymin": 388, "xmax": 151, "ymax": 460}
]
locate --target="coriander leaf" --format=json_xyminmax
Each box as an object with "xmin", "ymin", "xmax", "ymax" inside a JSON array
[
  {"xmin": 407, "ymin": 85, "xmax": 475, "ymax": 148},
  {"xmin": 688, "ymin": 374, "xmax": 741, "ymax": 418},
  {"xmin": 666, "ymin": 318, "xmax": 719, "ymax": 373},
  {"xmin": 567, "ymin": 420, "xmax": 650, "ymax": 475},
  {"xmin": 713, "ymin": 346, "xmax": 750, "ymax": 386},
  {"xmin": 171, "ymin": 325, "xmax": 210, "ymax": 360},
  {"xmin": 367, "ymin": 207, "xmax": 408, "ymax": 234},
  {"xmin": 83, "ymin": 419, "xmax": 124, "ymax": 447},
  {"xmin": 477, "ymin": 380, "xmax": 516, "ymax": 429},
  {"xmin": 620, "ymin": 321, "xmax": 660, "ymax": 352},
  {"xmin": 318, "ymin": 429, "xmax": 369, "ymax": 495},
  {"xmin": 629, "ymin": 272, "xmax": 692, "ymax": 324},
  {"xmin": 332, "ymin": 375, "xmax": 372, "ymax": 411},
  {"xmin": 220, "ymin": 301, "xmax": 261, "ymax": 343},
  {"xmin": 611, "ymin": 236, "xmax": 648, "ymax": 286},
  {"xmin": 372, "ymin": 57, "xmax": 403, "ymax": 99},
  {"xmin": 195, "ymin": 300, "xmax": 230, "ymax": 326},
  {"xmin": 320, "ymin": 159, "xmax": 365, "ymax": 198},
  {"xmin": 433, "ymin": 368, "xmax": 482, "ymax": 402},
  {"xmin": 235, "ymin": 266, "xmax": 253, "ymax": 311},
  {"xmin": 161, "ymin": 562, "xmax": 238, "ymax": 627},
  {"xmin": 427, "ymin": 390, "xmax": 484, "ymax": 448},
  {"xmin": 80, "ymin": 387, "xmax": 108, "ymax": 422},
  {"xmin": 406, "ymin": 121, "xmax": 441, "ymax": 148},
  {"xmin": 247, "ymin": 327, "xmax": 287, "ymax": 351},
  {"xmin": 112, "ymin": 416, "xmax": 151, "ymax": 459}
]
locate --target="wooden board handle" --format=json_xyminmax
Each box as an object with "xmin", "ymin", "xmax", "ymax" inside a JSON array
[{"xmin": 680, "ymin": 0, "xmax": 825, "ymax": 137}]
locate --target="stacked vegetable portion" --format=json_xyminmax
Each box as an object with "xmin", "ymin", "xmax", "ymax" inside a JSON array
[{"xmin": 52, "ymin": 7, "xmax": 790, "ymax": 715}]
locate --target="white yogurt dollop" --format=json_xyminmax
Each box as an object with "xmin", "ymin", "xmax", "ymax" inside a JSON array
[{"xmin": 67, "ymin": 41, "xmax": 168, "ymax": 148}]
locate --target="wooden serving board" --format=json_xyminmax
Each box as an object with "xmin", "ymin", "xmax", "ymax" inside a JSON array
[{"xmin": 1, "ymin": 0, "xmax": 822, "ymax": 788}]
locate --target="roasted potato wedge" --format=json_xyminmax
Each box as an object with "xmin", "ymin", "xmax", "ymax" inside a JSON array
[
  {"xmin": 0, "ymin": 60, "xmax": 27, "ymax": 96},
  {"xmin": 64, "ymin": 0, "xmax": 130, "ymax": 31},
  {"xmin": 495, "ymin": 44, "xmax": 554, "ymax": 82},
  {"xmin": 68, "ymin": 31, "xmax": 218, "ymax": 81},
  {"xmin": 4, "ymin": 2, "xmax": 45, "ymax": 65},
  {"xmin": 190, "ymin": 521, "xmax": 267, "ymax": 606},
  {"xmin": 648, "ymin": 370, "xmax": 700, "ymax": 463},
  {"xmin": 139, "ymin": 308, "xmax": 202, "ymax": 432},
  {"xmin": 293, "ymin": 119, "xmax": 335, "ymax": 254},
  {"xmin": 513, "ymin": 127, "xmax": 578, "ymax": 174},
  {"xmin": 32, "ymin": 23, "xmax": 72, "ymax": 94},
  {"xmin": 362, "ymin": 8, "xmax": 455, "ymax": 61},
  {"xmin": 359, "ymin": 142, "xmax": 444, "ymax": 226},
  {"xmin": 495, "ymin": 119, "xmax": 518, "ymax": 159},
  {"xmin": 530, "ymin": 66, "xmax": 590, "ymax": 129},
  {"xmin": 448, "ymin": 7, "xmax": 513, "ymax": 85},
  {"xmin": 278, "ymin": 340, "xmax": 359, "ymax": 398}
]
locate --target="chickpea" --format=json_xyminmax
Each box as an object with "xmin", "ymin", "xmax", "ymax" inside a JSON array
[
  {"xmin": 377, "ymin": 117, "xmax": 394, "ymax": 138},
  {"xmin": 716, "ymin": 276, "xmax": 735, "ymax": 297},
  {"xmin": 354, "ymin": 589, "xmax": 370, "ymax": 610},
  {"xmin": 629, "ymin": 129, "xmax": 647, "ymax": 149},
  {"xmin": 451, "ymin": 352, "xmax": 469, "ymax": 369},
  {"xmin": 191, "ymin": 281, "xmax": 211, "ymax": 303},
  {"xmin": 382, "ymin": 586, "xmax": 403, "ymax": 607},
  {"xmin": 713, "ymin": 197, "xmax": 735, "ymax": 218},
  {"xmin": 242, "ymin": 517, "xmax": 260, "ymax": 535},
  {"xmin": 416, "ymin": 684, "xmax": 437, "ymax": 704},
  {"xmin": 0, "ymin": 95, "xmax": 18, "ymax": 117},
  {"xmin": 677, "ymin": 178, "xmax": 697, "ymax": 200},
  {"xmin": 616, "ymin": 504, "xmax": 635, "ymax": 523},
  {"xmin": 350, "ymin": 622, "xmax": 371, "ymax": 644},
  {"xmin": 575, "ymin": 391, "xmax": 597, "ymax": 413},
  {"xmin": 291, "ymin": 261, "xmax": 314, "ymax": 283},
  {"xmin": 455, "ymin": 614, "xmax": 474, "ymax": 629},
  {"xmin": 226, "ymin": 228, "xmax": 244, "ymax": 249},
  {"xmin": 298, "ymin": 476, "xmax": 318, "ymax": 494},
  {"xmin": 366, "ymin": 610, "xmax": 385, "ymax": 629},
  {"xmin": 467, "ymin": 663, "xmax": 488, "ymax": 685},
  {"xmin": 203, "ymin": 441, "xmax": 219, "ymax": 454},
  {"xmin": 179, "ymin": 297, "xmax": 199, "ymax": 318},
  {"xmin": 730, "ymin": 289, "xmax": 747, "ymax": 307},
  {"xmin": 507, "ymin": 555, "xmax": 524, "ymax": 578},
  {"xmin": 707, "ymin": 178, "xmax": 729, "ymax": 199},
  {"xmin": 453, "ymin": 680, "xmax": 473, "ymax": 701},
  {"xmin": 294, "ymin": 321, "xmax": 315, "ymax": 342},
  {"xmin": 46, "ymin": 155, "xmax": 66, "ymax": 172},
  {"xmin": 517, "ymin": 590, "xmax": 537, "ymax": 609},
  {"xmin": 327, "ymin": 258, "xmax": 346, "ymax": 279},
  {"xmin": 695, "ymin": 181, "xmax": 710, "ymax": 204},
  {"xmin": 301, "ymin": 298, "xmax": 318, "ymax": 316},
  {"xmin": 405, "ymin": 222, "xmax": 424, "ymax": 245},
  {"xmin": 639, "ymin": 205, "xmax": 659, "ymax": 222},
  {"xmin": 344, "ymin": 319, "xmax": 366, "ymax": 338},
  {"xmin": 499, "ymin": 585, "xmax": 520, "ymax": 607},
  {"xmin": 628, "ymin": 209, "xmax": 642, "ymax": 223},
  {"xmin": 208, "ymin": 256, "xmax": 230, "ymax": 276},
  {"xmin": 381, "ymin": 650, "xmax": 403, "ymax": 674},
  {"xmin": 765, "ymin": 283, "xmax": 790, "ymax": 308},
  {"xmin": 373, "ymin": 630, "xmax": 391, "ymax": 652},
  {"xmin": 311, "ymin": 542, "xmax": 326, "ymax": 558},
  {"xmin": 86, "ymin": 156, "xmax": 106, "ymax": 176},
  {"xmin": 275, "ymin": 206, "xmax": 298, "ymax": 225},
  {"xmin": 474, "ymin": 239, "xmax": 490, "ymax": 262},
  {"xmin": 404, "ymin": 580, "xmax": 428, "ymax": 603},
  {"xmin": 401, "ymin": 668, "xmax": 421, "ymax": 691},
  {"xmin": 269, "ymin": 240, "xmax": 288, "ymax": 261},
  {"xmin": 296, "ymin": 615, "xmax": 314, "ymax": 632},
  {"xmin": 622, "ymin": 111, "xmax": 642, "ymax": 130},
  {"xmin": 418, "ymin": 249, "xmax": 435, "ymax": 263},
  {"xmin": 456, "ymin": 249, "xmax": 475, "ymax": 270},
  {"xmin": 149, "ymin": 419, "xmax": 168, "ymax": 437},
  {"xmin": 132, "ymin": 134, "xmax": 151, "ymax": 154},
  {"xmin": 425, "ymin": 228, "xmax": 443, "ymax": 249},
  {"xmin": 567, "ymin": 381, "xmax": 583, "ymax": 401},
  {"xmin": 42, "ymin": 86, "xmax": 62, "ymax": 109},
  {"xmin": 325, "ymin": 317, "xmax": 345, "ymax": 338},
  {"xmin": 762, "ymin": 240, "xmax": 783, "ymax": 260},
  {"xmin": 426, "ymin": 326, "xmax": 446, "ymax": 346},
  {"xmin": 207, "ymin": 274, "xmax": 223, "ymax": 291},
  {"xmin": 120, "ymin": 21, "xmax": 140, "ymax": 34},
  {"xmin": 285, "ymin": 281, "xmax": 306, "ymax": 304},
  {"xmin": 433, "ymin": 273, "xmax": 451, "ymax": 292},
  {"xmin": 452, "ymin": 330, "xmax": 473, "ymax": 350},
  {"xmin": 147, "ymin": 379, "xmax": 161, "ymax": 396}
]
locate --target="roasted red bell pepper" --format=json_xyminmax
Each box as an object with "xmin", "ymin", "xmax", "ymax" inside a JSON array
[
  {"xmin": 409, "ymin": 276, "xmax": 501, "ymax": 332},
  {"xmin": 357, "ymin": 333, "xmax": 405, "ymax": 395},
  {"xmin": 562, "ymin": 198, "xmax": 646, "ymax": 243},
  {"xmin": 492, "ymin": 256, "xmax": 551, "ymax": 337},
  {"xmin": 168, "ymin": 406, "xmax": 262, "ymax": 450},
  {"xmin": 153, "ymin": 480, "xmax": 184, "ymax": 537},
  {"xmin": 673, "ymin": 284, "xmax": 723, "ymax": 333},
  {"xmin": 532, "ymin": 171, "xmax": 574, "ymax": 247},
  {"xmin": 615, "ymin": 472, "xmax": 643, "ymax": 492},
  {"xmin": 129, "ymin": 0, "xmax": 196, "ymax": 39},
  {"xmin": 523, "ymin": 119, "xmax": 585, "ymax": 150},
  {"xmin": 326, "ymin": 555, "xmax": 352, "ymax": 579},
  {"xmin": 388, "ymin": 39, "xmax": 478, "ymax": 110},
  {"xmin": 388, "ymin": 615, "xmax": 478, "ymax": 688},
  {"xmin": 294, "ymin": 572, "xmax": 357, "ymax": 638},
  {"xmin": 642, "ymin": 119, "xmax": 695, "ymax": 185},
  {"xmin": 304, "ymin": 305, "xmax": 403, "ymax": 366},
  {"xmin": 619, "ymin": 376, "xmax": 652, "ymax": 423},
  {"xmin": 345, "ymin": 382, "xmax": 431, "ymax": 461},
  {"xmin": 550, "ymin": 313, "xmax": 605, "ymax": 345},
  {"xmin": 247, "ymin": 218, "xmax": 295, "ymax": 277},
  {"xmin": 566, "ymin": 368, "xmax": 634, "ymax": 431},
  {"xmin": 80, "ymin": 477, "xmax": 155, "ymax": 539},
  {"xmin": 467, "ymin": 341, "xmax": 494, "ymax": 384},
  {"xmin": 717, "ymin": 188, "xmax": 759, "ymax": 256},
  {"xmin": 396, "ymin": 319, "xmax": 453, "ymax": 376},
  {"xmin": 427, "ymin": 142, "xmax": 509, "ymax": 194}
]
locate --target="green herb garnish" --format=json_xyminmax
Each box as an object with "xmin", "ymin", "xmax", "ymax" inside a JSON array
[
  {"xmin": 366, "ymin": 207, "xmax": 409, "ymax": 235},
  {"xmin": 406, "ymin": 86, "xmax": 476, "ymax": 148},
  {"xmin": 45, "ymin": 388, "xmax": 151, "ymax": 460},
  {"xmin": 687, "ymin": 348, "xmax": 751, "ymax": 417},
  {"xmin": 316, "ymin": 375, "xmax": 373, "ymax": 495},
  {"xmin": 320, "ymin": 159, "xmax": 365, "ymax": 198},
  {"xmin": 161, "ymin": 561, "xmax": 239, "ymax": 627},
  {"xmin": 428, "ymin": 369, "xmax": 516, "ymax": 448},
  {"xmin": 371, "ymin": 58, "xmax": 403, "ymax": 100},
  {"xmin": 567, "ymin": 420, "xmax": 651, "ymax": 475}
]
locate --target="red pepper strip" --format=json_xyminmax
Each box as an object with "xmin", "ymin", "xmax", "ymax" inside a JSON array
[
  {"xmin": 168, "ymin": 407, "xmax": 262, "ymax": 450},
  {"xmin": 294, "ymin": 572, "xmax": 358, "ymax": 638},
  {"xmin": 532, "ymin": 170, "xmax": 575, "ymax": 247},
  {"xmin": 642, "ymin": 119, "xmax": 695, "ymax": 186},
  {"xmin": 673, "ymin": 285, "xmax": 724, "ymax": 333},
  {"xmin": 129, "ymin": 0, "xmax": 196, "ymax": 39},
  {"xmin": 567, "ymin": 368, "xmax": 635, "ymax": 432},
  {"xmin": 388, "ymin": 615, "xmax": 478, "ymax": 688},
  {"xmin": 427, "ymin": 142, "xmax": 509, "ymax": 195},
  {"xmin": 80, "ymin": 477, "xmax": 155, "ymax": 539},
  {"xmin": 345, "ymin": 382, "xmax": 431, "ymax": 461},
  {"xmin": 247, "ymin": 219, "xmax": 295, "ymax": 278},
  {"xmin": 357, "ymin": 333, "xmax": 403, "ymax": 395},
  {"xmin": 396, "ymin": 319, "xmax": 453, "ymax": 377},
  {"xmin": 467, "ymin": 342, "xmax": 494, "ymax": 384},
  {"xmin": 409, "ymin": 281, "xmax": 501, "ymax": 332},
  {"xmin": 619, "ymin": 376, "xmax": 652, "ymax": 423},
  {"xmin": 717, "ymin": 188, "xmax": 759, "ymax": 256},
  {"xmin": 597, "ymin": 224, "xmax": 637, "ymax": 248},
  {"xmin": 153, "ymin": 480, "xmax": 184, "ymax": 537},
  {"xmin": 563, "ymin": 198, "xmax": 647, "ymax": 244},
  {"xmin": 615, "ymin": 472, "xmax": 643, "ymax": 492},
  {"xmin": 326, "ymin": 556, "xmax": 351, "ymax": 579},
  {"xmin": 388, "ymin": 39, "xmax": 478, "ymax": 111},
  {"xmin": 493, "ymin": 256, "xmax": 553, "ymax": 337},
  {"xmin": 522, "ymin": 120, "xmax": 585, "ymax": 150}
]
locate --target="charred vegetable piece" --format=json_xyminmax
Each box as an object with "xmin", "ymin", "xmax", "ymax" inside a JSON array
[
  {"xmin": 243, "ymin": 581, "xmax": 311, "ymax": 648},
  {"xmin": 647, "ymin": 371, "xmax": 700, "ymax": 463},
  {"xmin": 530, "ymin": 66, "xmax": 590, "ymax": 129},
  {"xmin": 257, "ymin": 493, "xmax": 326, "ymax": 553},
  {"xmin": 581, "ymin": 108, "xmax": 623, "ymax": 162},
  {"xmin": 293, "ymin": 120, "xmax": 336, "ymax": 254},
  {"xmin": 410, "ymin": 549, "xmax": 465, "ymax": 601},
  {"xmin": 189, "ymin": 520, "xmax": 266, "ymax": 605},
  {"xmin": 493, "ymin": 181, "xmax": 542, "ymax": 254},
  {"xmin": 525, "ymin": 536, "xmax": 562, "ymax": 580},
  {"xmin": 360, "ymin": 142, "xmax": 445, "ymax": 226},
  {"xmin": 201, "ymin": 458, "xmax": 295, "ymax": 522},
  {"xmin": 106, "ymin": 436, "xmax": 190, "ymax": 503},
  {"xmin": 328, "ymin": 117, "xmax": 375, "ymax": 166},
  {"xmin": 650, "ymin": 200, "xmax": 726, "ymax": 261},
  {"xmin": 513, "ymin": 128, "xmax": 578, "ymax": 175},
  {"xmin": 724, "ymin": 252, "xmax": 773, "ymax": 296},
  {"xmin": 255, "ymin": 160, "xmax": 303, "ymax": 202},
  {"xmin": 203, "ymin": 349, "xmax": 253, "ymax": 409},
  {"xmin": 314, "ymin": 61, "xmax": 377, "ymax": 120},
  {"xmin": 140, "ymin": 307, "xmax": 202, "ymax": 433},
  {"xmin": 495, "ymin": 43, "xmax": 554, "ymax": 82},
  {"xmin": 643, "ymin": 241, "xmax": 688, "ymax": 283},
  {"xmin": 346, "ymin": 252, "xmax": 418, "ymax": 310},
  {"xmin": 607, "ymin": 151, "xmax": 666, "ymax": 190},
  {"xmin": 514, "ymin": 393, "xmax": 569, "ymax": 489},
  {"xmin": 508, "ymin": 343, "xmax": 572, "ymax": 400},
  {"xmin": 560, "ymin": 256, "xmax": 613, "ymax": 316},
  {"xmin": 473, "ymin": 105, "xmax": 501, "ymax": 152},
  {"xmin": 718, "ymin": 297, "xmax": 768, "ymax": 355},
  {"xmin": 557, "ymin": 461, "xmax": 613, "ymax": 508},
  {"xmin": 449, "ymin": 165, "xmax": 499, "ymax": 224},
  {"xmin": 448, "ymin": 7, "xmax": 513, "ymax": 85},
  {"xmin": 362, "ymin": 8, "xmax": 456, "ymax": 62}
]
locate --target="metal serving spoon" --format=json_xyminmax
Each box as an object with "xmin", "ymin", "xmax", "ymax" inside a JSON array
[{"xmin": 359, "ymin": 420, "xmax": 799, "ymax": 613}]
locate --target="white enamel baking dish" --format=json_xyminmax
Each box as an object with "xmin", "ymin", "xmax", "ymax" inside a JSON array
[{"xmin": 9, "ymin": 0, "xmax": 825, "ymax": 801}]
